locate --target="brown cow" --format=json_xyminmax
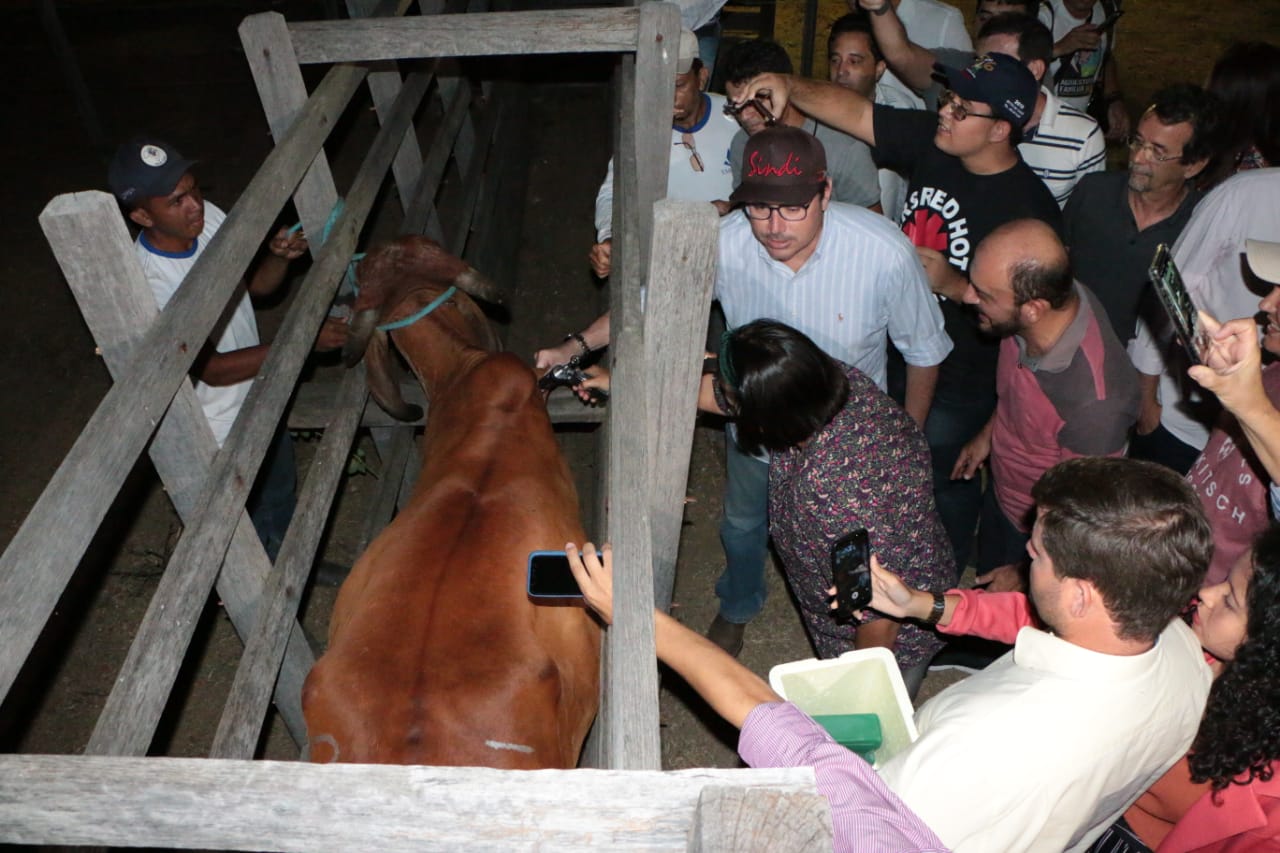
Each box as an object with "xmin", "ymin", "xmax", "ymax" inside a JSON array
[{"xmin": 302, "ymin": 236, "xmax": 600, "ymax": 768}]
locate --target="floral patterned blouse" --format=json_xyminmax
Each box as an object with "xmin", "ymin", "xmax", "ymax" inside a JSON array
[{"xmin": 768, "ymin": 365, "xmax": 954, "ymax": 669}]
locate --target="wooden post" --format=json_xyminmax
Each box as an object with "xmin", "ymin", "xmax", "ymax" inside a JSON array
[
  {"xmin": 687, "ymin": 785, "xmax": 834, "ymax": 852},
  {"xmin": 643, "ymin": 200, "xmax": 719, "ymax": 612},
  {"xmin": 36, "ymin": 192, "xmax": 315, "ymax": 750},
  {"xmin": 598, "ymin": 0, "xmax": 681, "ymax": 771}
]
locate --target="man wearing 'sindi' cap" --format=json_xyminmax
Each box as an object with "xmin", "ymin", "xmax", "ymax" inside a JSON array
[
  {"xmin": 728, "ymin": 53, "xmax": 1061, "ymax": 590},
  {"xmin": 707, "ymin": 124, "xmax": 951, "ymax": 657},
  {"xmin": 108, "ymin": 136, "xmax": 347, "ymax": 560}
]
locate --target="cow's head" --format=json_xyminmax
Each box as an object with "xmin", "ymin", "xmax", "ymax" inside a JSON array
[{"xmin": 342, "ymin": 236, "xmax": 504, "ymax": 420}]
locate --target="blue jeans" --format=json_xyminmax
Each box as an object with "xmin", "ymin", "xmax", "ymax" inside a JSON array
[
  {"xmin": 716, "ymin": 433, "xmax": 770, "ymax": 624},
  {"xmin": 248, "ymin": 427, "xmax": 298, "ymax": 562}
]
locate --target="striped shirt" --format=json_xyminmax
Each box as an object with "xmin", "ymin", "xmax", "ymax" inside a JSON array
[
  {"xmin": 715, "ymin": 202, "xmax": 952, "ymax": 389},
  {"xmin": 1020, "ymin": 88, "xmax": 1106, "ymax": 207},
  {"xmin": 739, "ymin": 702, "xmax": 950, "ymax": 853}
]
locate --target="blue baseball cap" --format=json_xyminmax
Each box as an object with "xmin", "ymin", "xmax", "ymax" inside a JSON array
[
  {"xmin": 933, "ymin": 53, "xmax": 1038, "ymax": 128},
  {"xmin": 108, "ymin": 137, "xmax": 196, "ymax": 205}
]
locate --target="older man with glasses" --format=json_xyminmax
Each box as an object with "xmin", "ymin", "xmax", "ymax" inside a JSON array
[
  {"xmin": 727, "ymin": 53, "xmax": 1061, "ymax": 596},
  {"xmin": 706, "ymin": 125, "xmax": 950, "ymax": 655}
]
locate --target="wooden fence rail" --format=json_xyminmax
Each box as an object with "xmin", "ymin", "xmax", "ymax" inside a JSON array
[{"xmin": 0, "ymin": 755, "xmax": 831, "ymax": 851}]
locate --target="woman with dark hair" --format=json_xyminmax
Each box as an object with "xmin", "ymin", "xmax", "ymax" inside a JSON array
[
  {"xmin": 1201, "ymin": 41, "xmax": 1280, "ymax": 189},
  {"xmin": 715, "ymin": 320, "xmax": 953, "ymax": 696},
  {"xmin": 575, "ymin": 319, "xmax": 953, "ymax": 696}
]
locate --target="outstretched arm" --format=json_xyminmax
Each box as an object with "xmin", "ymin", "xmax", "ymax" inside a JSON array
[
  {"xmin": 566, "ymin": 543, "xmax": 780, "ymax": 729},
  {"xmin": 729, "ymin": 73, "xmax": 877, "ymax": 147},
  {"xmin": 858, "ymin": 0, "xmax": 938, "ymax": 93}
]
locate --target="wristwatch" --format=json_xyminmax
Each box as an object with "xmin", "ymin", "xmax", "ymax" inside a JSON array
[{"xmin": 923, "ymin": 592, "xmax": 946, "ymax": 626}]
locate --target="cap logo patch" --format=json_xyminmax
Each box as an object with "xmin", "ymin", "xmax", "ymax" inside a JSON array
[
  {"xmin": 746, "ymin": 150, "xmax": 804, "ymax": 178},
  {"xmin": 140, "ymin": 144, "xmax": 168, "ymax": 167},
  {"xmin": 969, "ymin": 55, "xmax": 996, "ymax": 76}
]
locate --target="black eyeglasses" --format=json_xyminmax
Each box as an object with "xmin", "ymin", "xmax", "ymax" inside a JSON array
[
  {"xmin": 1125, "ymin": 134, "xmax": 1184, "ymax": 163},
  {"xmin": 743, "ymin": 195, "xmax": 818, "ymax": 221},
  {"xmin": 723, "ymin": 96, "xmax": 778, "ymax": 126},
  {"xmin": 939, "ymin": 89, "xmax": 997, "ymax": 121}
]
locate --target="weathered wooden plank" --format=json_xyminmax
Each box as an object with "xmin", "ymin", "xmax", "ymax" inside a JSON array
[
  {"xmin": 347, "ymin": 0, "xmax": 426, "ymax": 217},
  {"xmin": 84, "ymin": 67, "xmax": 430, "ymax": 757},
  {"xmin": 447, "ymin": 85, "xmax": 502, "ymax": 256},
  {"xmin": 687, "ymin": 785, "xmax": 834, "ymax": 852},
  {"xmin": 289, "ymin": 380, "xmax": 604, "ymax": 427},
  {"xmin": 0, "ymin": 755, "xmax": 819, "ymax": 851},
  {"xmin": 356, "ymin": 425, "xmax": 413, "ymax": 554},
  {"xmin": 210, "ymin": 364, "xmax": 368, "ymax": 759},
  {"xmin": 39, "ymin": 192, "xmax": 314, "ymax": 751},
  {"xmin": 288, "ymin": 7, "xmax": 643, "ymax": 64},
  {"xmin": 644, "ymin": 201, "xmax": 718, "ymax": 612},
  {"xmin": 0, "ymin": 68, "xmax": 361, "ymax": 706},
  {"xmin": 601, "ymin": 0, "xmax": 681, "ymax": 771},
  {"xmin": 240, "ymin": 13, "xmax": 344, "ymax": 261},
  {"xmin": 402, "ymin": 70, "xmax": 472, "ymax": 240}
]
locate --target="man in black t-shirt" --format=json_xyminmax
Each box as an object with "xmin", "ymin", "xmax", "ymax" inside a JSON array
[{"xmin": 729, "ymin": 53, "xmax": 1061, "ymax": 584}]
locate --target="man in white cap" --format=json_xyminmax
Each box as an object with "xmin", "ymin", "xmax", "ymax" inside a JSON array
[
  {"xmin": 534, "ymin": 29, "xmax": 739, "ymax": 370},
  {"xmin": 1182, "ymin": 234, "xmax": 1280, "ymax": 585}
]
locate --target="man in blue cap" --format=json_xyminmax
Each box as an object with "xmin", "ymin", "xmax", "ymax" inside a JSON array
[
  {"xmin": 109, "ymin": 136, "xmax": 347, "ymax": 561},
  {"xmin": 729, "ymin": 54, "xmax": 1062, "ymax": 599}
]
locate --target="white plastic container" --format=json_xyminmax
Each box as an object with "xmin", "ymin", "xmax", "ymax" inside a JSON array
[{"xmin": 768, "ymin": 647, "xmax": 919, "ymax": 766}]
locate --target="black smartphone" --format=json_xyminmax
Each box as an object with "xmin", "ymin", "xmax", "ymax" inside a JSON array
[
  {"xmin": 1149, "ymin": 243, "xmax": 1207, "ymax": 366},
  {"xmin": 831, "ymin": 529, "xmax": 873, "ymax": 625},
  {"xmin": 527, "ymin": 550, "xmax": 585, "ymax": 598},
  {"xmin": 1097, "ymin": 9, "xmax": 1124, "ymax": 29}
]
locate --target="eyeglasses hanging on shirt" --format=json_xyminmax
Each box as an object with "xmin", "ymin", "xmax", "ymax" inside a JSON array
[{"xmin": 676, "ymin": 132, "xmax": 705, "ymax": 172}]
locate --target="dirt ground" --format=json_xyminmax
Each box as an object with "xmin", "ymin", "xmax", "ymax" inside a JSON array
[{"xmin": 1, "ymin": 0, "xmax": 1278, "ymax": 825}]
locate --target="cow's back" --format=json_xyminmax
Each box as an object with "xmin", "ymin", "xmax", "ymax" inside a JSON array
[{"xmin": 303, "ymin": 354, "xmax": 599, "ymax": 767}]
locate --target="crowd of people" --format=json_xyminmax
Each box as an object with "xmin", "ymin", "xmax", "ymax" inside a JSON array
[{"xmin": 533, "ymin": 2, "xmax": 1280, "ymax": 851}]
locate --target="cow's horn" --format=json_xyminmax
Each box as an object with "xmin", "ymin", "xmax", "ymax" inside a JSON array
[
  {"xmin": 453, "ymin": 267, "xmax": 505, "ymax": 305},
  {"xmin": 342, "ymin": 307, "xmax": 380, "ymax": 368}
]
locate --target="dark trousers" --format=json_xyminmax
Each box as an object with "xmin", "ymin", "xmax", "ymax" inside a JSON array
[
  {"xmin": 248, "ymin": 427, "xmax": 297, "ymax": 562},
  {"xmin": 1128, "ymin": 422, "xmax": 1200, "ymax": 476}
]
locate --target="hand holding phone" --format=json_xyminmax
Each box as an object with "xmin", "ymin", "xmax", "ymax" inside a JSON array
[
  {"xmin": 1149, "ymin": 244, "xmax": 1211, "ymax": 365},
  {"xmin": 528, "ymin": 550, "xmax": 586, "ymax": 598},
  {"xmin": 831, "ymin": 529, "xmax": 873, "ymax": 625}
]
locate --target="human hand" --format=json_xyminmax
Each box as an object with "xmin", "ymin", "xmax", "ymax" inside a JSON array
[
  {"xmin": 1189, "ymin": 314, "xmax": 1269, "ymax": 417},
  {"xmin": 917, "ymin": 246, "xmax": 966, "ymax": 301},
  {"xmin": 864, "ymin": 554, "xmax": 927, "ymax": 620},
  {"xmin": 566, "ymin": 541, "xmax": 614, "ymax": 624},
  {"xmin": 727, "ymin": 73, "xmax": 791, "ymax": 122},
  {"xmin": 950, "ymin": 429, "xmax": 992, "ymax": 480},
  {"xmin": 588, "ymin": 240, "xmax": 612, "ymax": 278},
  {"xmin": 534, "ymin": 340, "xmax": 578, "ymax": 370},
  {"xmin": 268, "ymin": 226, "xmax": 308, "ymax": 260},
  {"xmin": 1105, "ymin": 100, "xmax": 1131, "ymax": 142},
  {"xmin": 1055, "ymin": 23, "xmax": 1101, "ymax": 56},
  {"xmin": 976, "ymin": 563, "xmax": 1024, "ymax": 593},
  {"xmin": 575, "ymin": 366, "xmax": 611, "ymax": 405},
  {"xmin": 314, "ymin": 316, "xmax": 349, "ymax": 352}
]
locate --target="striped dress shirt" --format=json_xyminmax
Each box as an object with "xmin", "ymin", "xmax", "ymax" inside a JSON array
[{"xmin": 715, "ymin": 202, "xmax": 952, "ymax": 390}]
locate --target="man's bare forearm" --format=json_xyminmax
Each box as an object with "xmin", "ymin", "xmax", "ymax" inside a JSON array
[
  {"xmin": 787, "ymin": 77, "xmax": 877, "ymax": 145},
  {"xmin": 903, "ymin": 363, "xmax": 939, "ymax": 428}
]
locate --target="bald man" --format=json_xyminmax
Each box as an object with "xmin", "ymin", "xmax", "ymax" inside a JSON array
[{"xmin": 952, "ymin": 219, "xmax": 1141, "ymax": 583}]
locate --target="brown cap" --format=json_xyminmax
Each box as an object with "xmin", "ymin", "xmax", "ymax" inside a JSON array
[{"xmin": 730, "ymin": 126, "xmax": 828, "ymax": 206}]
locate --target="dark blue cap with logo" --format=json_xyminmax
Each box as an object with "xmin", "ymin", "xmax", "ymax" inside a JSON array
[
  {"xmin": 933, "ymin": 52, "xmax": 1038, "ymax": 128},
  {"xmin": 108, "ymin": 137, "xmax": 196, "ymax": 205}
]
